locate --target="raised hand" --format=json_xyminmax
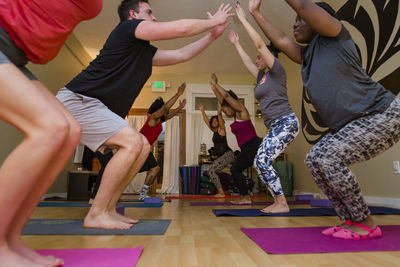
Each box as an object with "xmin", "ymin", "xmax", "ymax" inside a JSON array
[
  {"xmin": 208, "ymin": 11, "xmax": 231, "ymax": 39},
  {"xmin": 228, "ymin": 30, "xmax": 239, "ymax": 45},
  {"xmin": 198, "ymin": 104, "xmax": 204, "ymax": 111},
  {"xmin": 235, "ymin": 1, "xmax": 247, "ymax": 22},
  {"xmin": 248, "ymin": 0, "xmax": 261, "ymax": 15},
  {"xmin": 207, "ymin": 3, "xmax": 234, "ymax": 25},
  {"xmin": 177, "ymin": 82, "xmax": 186, "ymax": 96},
  {"xmin": 211, "ymin": 73, "xmax": 218, "ymax": 86},
  {"xmin": 179, "ymin": 99, "xmax": 187, "ymax": 108}
]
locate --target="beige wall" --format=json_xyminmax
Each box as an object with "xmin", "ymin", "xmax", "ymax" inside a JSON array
[
  {"xmin": 2, "ymin": 0, "xmax": 399, "ymax": 199},
  {"xmin": 0, "ymin": 36, "xmax": 88, "ymax": 194},
  {"xmin": 3, "ymin": 52, "xmax": 398, "ymax": 197}
]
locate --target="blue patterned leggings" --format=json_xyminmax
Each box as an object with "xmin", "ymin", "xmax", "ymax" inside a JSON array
[{"xmin": 254, "ymin": 113, "xmax": 299, "ymax": 197}]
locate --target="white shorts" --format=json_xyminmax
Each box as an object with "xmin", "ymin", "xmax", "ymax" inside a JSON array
[{"xmin": 56, "ymin": 87, "xmax": 128, "ymax": 153}]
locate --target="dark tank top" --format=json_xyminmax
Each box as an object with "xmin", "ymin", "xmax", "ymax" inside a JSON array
[{"xmin": 212, "ymin": 132, "xmax": 232, "ymax": 157}]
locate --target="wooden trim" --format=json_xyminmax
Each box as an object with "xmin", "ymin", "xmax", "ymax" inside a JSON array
[
  {"xmin": 179, "ymin": 110, "xmax": 186, "ymax": 166},
  {"xmin": 128, "ymin": 108, "xmax": 148, "ymax": 116}
]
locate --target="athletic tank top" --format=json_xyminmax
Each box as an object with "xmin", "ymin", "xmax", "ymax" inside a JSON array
[
  {"xmin": 230, "ymin": 120, "xmax": 257, "ymax": 147},
  {"xmin": 212, "ymin": 132, "xmax": 232, "ymax": 157},
  {"xmin": 139, "ymin": 115, "xmax": 163, "ymax": 145},
  {"xmin": 0, "ymin": 0, "xmax": 103, "ymax": 64}
]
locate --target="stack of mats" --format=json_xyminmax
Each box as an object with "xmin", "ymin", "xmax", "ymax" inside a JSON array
[{"xmin": 179, "ymin": 166, "xmax": 201, "ymax": 194}]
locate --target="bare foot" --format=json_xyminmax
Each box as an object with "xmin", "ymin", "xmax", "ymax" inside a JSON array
[
  {"xmin": 84, "ymin": 212, "xmax": 133, "ymax": 229},
  {"xmin": 214, "ymin": 188, "xmax": 225, "ymax": 197},
  {"xmin": 111, "ymin": 211, "xmax": 139, "ymax": 224},
  {"xmin": 230, "ymin": 195, "xmax": 252, "ymax": 205},
  {"xmin": 8, "ymin": 238, "xmax": 63, "ymax": 266},
  {"xmin": 260, "ymin": 202, "xmax": 289, "ymax": 213},
  {"xmin": 0, "ymin": 245, "xmax": 43, "ymax": 267}
]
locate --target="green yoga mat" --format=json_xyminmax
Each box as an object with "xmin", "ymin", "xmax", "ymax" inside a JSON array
[
  {"xmin": 37, "ymin": 202, "xmax": 162, "ymax": 208},
  {"xmin": 23, "ymin": 219, "xmax": 171, "ymax": 235}
]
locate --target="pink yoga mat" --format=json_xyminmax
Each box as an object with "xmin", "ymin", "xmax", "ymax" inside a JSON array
[
  {"xmin": 241, "ymin": 226, "xmax": 400, "ymax": 254},
  {"xmin": 37, "ymin": 246, "xmax": 143, "ymax": 267}
]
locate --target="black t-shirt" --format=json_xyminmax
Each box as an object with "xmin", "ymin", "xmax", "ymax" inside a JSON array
[
  {"xmin": 66, "ymin": 19, "xmax": 158, "ymax": 118},
  {"xmin": 300, "ymin": 25, "xmax": 394, "ymax": 132}
]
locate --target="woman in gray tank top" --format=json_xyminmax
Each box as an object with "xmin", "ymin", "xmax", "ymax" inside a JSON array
[
  {"xmin": 230, "ymin": 2, "xmax": 299, "ymax": 213},
  {"xmin": 248, "ymin": 0, "xmax": 400, "ymax": 239}
]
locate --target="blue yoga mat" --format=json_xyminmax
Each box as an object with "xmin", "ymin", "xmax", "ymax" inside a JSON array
[
  {"xmin": 37, "ymin": 202, "xmax": 163, "ymax": 208},
  {"xmin": 23, "ymin": 219, "xmax": 171, "ymax": 235},
  {"xmin": 213, "ymin": 206, "xmax": 400, "ymax": 217}
]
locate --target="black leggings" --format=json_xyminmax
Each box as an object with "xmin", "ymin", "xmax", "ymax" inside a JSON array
[{"xmin": 230, "ymin": 137, "xmax": 261, "ymax": 196}]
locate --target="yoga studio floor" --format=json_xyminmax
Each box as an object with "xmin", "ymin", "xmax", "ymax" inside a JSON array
[{"xmin": 26, "ymin": 195, "xmax": 400, "ymax": 267}]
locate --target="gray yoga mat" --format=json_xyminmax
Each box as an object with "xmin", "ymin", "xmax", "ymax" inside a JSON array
[
  {"xmin": 23, "ymin": 219, "xmax": 171, "ymax": 235},
  {"xmin": 37, "ymin": 202, "xmax": 162, "ymax": 208}
]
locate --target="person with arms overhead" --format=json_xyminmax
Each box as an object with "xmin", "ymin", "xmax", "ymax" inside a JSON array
[
  {"xmin": 198, "ymin": 102, "xmax": 235, "ymax": 197},
  {"xmin": 229, "ymin": 2, "xmax": 299, "ymax": 213},
  {"xmin": 249, "ymin": 0, "xmax": 399, "ymax": 239}
]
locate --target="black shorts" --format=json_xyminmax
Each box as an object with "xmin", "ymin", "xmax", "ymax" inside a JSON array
[
  {"xmin": 0, "ymin": 25, "xmax": 37, "ymax": 80},
  {"xmin": 139, "ymin": 152, "xmax": 158, "ymax": 173}
]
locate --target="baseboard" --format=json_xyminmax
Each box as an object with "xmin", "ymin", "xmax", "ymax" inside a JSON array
[
  {"xmin": 294, "ymin": 190, "xmax": 400, "ymax": 209},
  {"xmin": 41, "ymin": 192, "xmax": 67, "ymax": 200},
  {"xmin": 364, "ymin": 196, "xmax": 400, "ymax": 209}
]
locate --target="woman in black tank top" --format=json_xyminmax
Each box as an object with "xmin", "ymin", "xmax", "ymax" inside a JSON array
[{"xmin": 199, "ymin": 103, "xmax": 235, "ymax": 196}]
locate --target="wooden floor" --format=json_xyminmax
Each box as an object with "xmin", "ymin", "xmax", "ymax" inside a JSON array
[{"xmin": 26, "ymin": 196, "xmax": 400, "ymax": 267}]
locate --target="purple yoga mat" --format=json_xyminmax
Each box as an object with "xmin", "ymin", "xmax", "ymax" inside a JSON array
[
  {"xmin": 241, "ymin": 226, "xmax": 400, "ymax": 254},
  {"xmin": 190, "ymin": 200, "xmax": 310, "ymax": 206},
  {"xmin": 37, "ymin": 246, "xmax": 143, "ymax": 267}
]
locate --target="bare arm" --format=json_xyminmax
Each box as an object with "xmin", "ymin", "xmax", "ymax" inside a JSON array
[
  {"xmin": 165, "ymin": 99, "xmax": 186, "ymax": 121},
  {"xmin": 211, "ymin": 73, "xmax": 246, "ymax": 113},
  {"xmin": 210, "ymin": 82, "xmax": 224, "ymax": 104},
  {"xmin": 216, "ymin": 103, "xmax": 226, "ymax": 136},
  {"xmin": 164, "ymin": 82, "xmax": 186, "ymax": 110},
  {"xmin": 148, "ymin": 104, "xmax": 167, "ymax": 126},
  {"xmin": 249, "ymin": 0, "xmax": 302, "ymax": 63},
  {"xmin": 153, "ymin": 21, "xmax": 230, "ymax": 66},
  {"xmin": 198, "ymin": 104, "xmax": 213, "ymax": 131},
  {"xmin": 228, "ymin": 30, "xmax": 258, "ymax": 78},
  {"xmin": 285, "ymin": 0, "xmax": 341, "ymax": 37},
  {"xmin": 235, "ymin": 2, "xmax": 274, "ymax": 71},
  {"xmin": 135, "ymin": 3, "xmax": 233, "ymax": 41}
]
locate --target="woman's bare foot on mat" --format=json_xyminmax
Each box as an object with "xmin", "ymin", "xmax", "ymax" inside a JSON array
[
  {"xmin": 261, "ymin": 195, "xmax": 290, "ymax": 213},
  {"xmin": 213, "ymin": 188, "xmax": 225, "ymax": 197},
  {"xmin": 260, "ymin": 202, "xmax": 290, "ymax": 213},
  {"xmin": 230, "ymin": 195, "xmax": 251, "ymax": 204}
]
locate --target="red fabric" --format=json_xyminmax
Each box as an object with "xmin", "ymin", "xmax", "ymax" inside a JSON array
[
  {"xmin": 139, "ymin": 116, "xmax": 163, "ymax": 145},
  {"xmin": 0, "ymin": 0, "xmax": 102, "ymax": 64}
]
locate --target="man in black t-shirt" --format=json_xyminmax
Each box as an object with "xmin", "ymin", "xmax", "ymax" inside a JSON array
[{"xmin": 56, "ymin": 0, "xmax": 233, "ymax": 229}]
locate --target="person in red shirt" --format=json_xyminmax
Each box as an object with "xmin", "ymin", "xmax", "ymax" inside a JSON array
[
  {"xmin": 0, "ymin": 1, "xmax": 102, "ymax": 266},
  {"xmin": 138, "ymin": 83, "xmax": 186, "ymax": 200}
]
